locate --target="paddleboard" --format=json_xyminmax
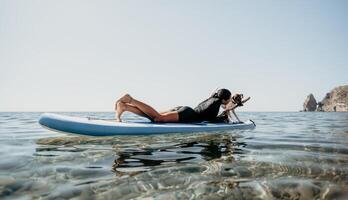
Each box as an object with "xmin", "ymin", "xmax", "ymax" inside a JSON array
[{"xmin": 39, "ymin": 113, "xmax": 255, "ymax": 136}]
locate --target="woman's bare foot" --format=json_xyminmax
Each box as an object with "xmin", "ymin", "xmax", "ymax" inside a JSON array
[
  {"xmin": 115, "ymin": 94, "xmax": 133, "ymax": 111},
  {"xmin": 115, "ymin": 114, "xmax": 121, "ymax": 122},
  {"xmin": 119, "ymin": 94, "xmax": 132, "ymax": 104},
  {"xmin": 115, "ymin": 101, "xmax": 126, "ymax": 122}
]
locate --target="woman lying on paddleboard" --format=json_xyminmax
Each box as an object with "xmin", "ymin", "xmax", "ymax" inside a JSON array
[{"xmin": 115, "ymin": 89, "xmax": 250, "ymax": 123}]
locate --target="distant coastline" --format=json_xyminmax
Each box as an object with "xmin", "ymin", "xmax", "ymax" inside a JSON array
[{"xmin": 302, "ymin": 85, "xmax": 348, "ymax": 112}]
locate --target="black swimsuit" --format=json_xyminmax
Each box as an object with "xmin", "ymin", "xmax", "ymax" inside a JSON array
[
  {"xmin": 170, "ymin": 106, "xmax": 199, "ymax": 123},
  {"xmin": 172, "ymin": 97, "xmax": 226, "ymax": 123}
]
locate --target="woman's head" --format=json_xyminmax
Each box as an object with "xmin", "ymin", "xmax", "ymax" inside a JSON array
[{"xmin": 214, "ymin": 88, "xmax": 231, "ymax": 105}]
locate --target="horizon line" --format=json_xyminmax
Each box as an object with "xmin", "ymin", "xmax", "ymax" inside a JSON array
[{"xmin": 0, "ymin": 110, "xmax": 303, "ymax": 113}]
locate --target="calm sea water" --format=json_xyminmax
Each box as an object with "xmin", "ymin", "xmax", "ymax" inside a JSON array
[{"xmin": 0, "ymin": 112, "xmax": 347, "ymax": 200}]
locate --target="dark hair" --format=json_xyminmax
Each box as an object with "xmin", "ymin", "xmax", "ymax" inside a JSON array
[{"xmin": 212, "ymin": 89, "xmax": 231, "ymax": 101}]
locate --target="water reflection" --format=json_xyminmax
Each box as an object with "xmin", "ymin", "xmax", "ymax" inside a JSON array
[
  {"xmin": 1, "ymin": 112, "xmax": 348, "ymax": 199},
  {"xmin": 109, "ymin": 136, "xmax": 248, "ymax": 176},
  {"xmin": 34, "ymin": 134, "xmax": 248, "ymax": 177}
]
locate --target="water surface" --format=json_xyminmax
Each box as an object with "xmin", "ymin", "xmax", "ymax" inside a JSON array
[{"xmin": 0, "ymin": 112, "xmax": 347, "ymax": 199}]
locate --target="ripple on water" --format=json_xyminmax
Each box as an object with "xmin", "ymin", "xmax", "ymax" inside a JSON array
[{"xmin": 0, "ymin": 112, "xmax": 348, "ymax": 199}]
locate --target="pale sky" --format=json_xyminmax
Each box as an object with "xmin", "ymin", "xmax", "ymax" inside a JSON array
[{"xmin": 0, "ymin": 0, "xmax": 347, "ymax": 112}]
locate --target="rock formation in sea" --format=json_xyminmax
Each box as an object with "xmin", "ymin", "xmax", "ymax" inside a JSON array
[
  {"xmin": 303, "ymin": 85, "xmax": 348, "ymax": 112},
  {"xmin": 316, "ymin": 85, "xmax": 348, "ymax": 112},
  {"xmin": 303, "ymin": 94, "xmax": 317, "ymax": 111}
]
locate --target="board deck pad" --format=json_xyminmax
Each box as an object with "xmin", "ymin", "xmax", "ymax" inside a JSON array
[{"xmin": 39, "ymin": 113, "xmax": 256, "ymax": 136}]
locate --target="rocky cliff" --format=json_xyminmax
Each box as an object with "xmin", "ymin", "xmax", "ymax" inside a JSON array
[
  {"xmin": 303, "ymin": 85, "xmax": 348, "ymax": 112},
  {"xmin": 316, "ymin": 85, "xmax": 348, "ymax": 112}
]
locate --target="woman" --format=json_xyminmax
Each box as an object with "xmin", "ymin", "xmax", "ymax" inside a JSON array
[{"xmin": 115, "ymin": 89, "xmax": 250, "ymax": 123}]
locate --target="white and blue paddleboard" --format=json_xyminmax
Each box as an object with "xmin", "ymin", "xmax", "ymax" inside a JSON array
[{"xmin": 39, "ymin": 113, "xmax": 255, "ymax": 136}]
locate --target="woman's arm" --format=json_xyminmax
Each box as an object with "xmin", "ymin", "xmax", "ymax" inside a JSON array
[
  {"xmin": 227, "ymin": 110, "xmax": 232, "ymax": 122},
  {"xmin": 231, "ymin": 110, "xmax": 242, "ymax": 122},
  {"xmin": 225, "ymin": 96, "xmax": 251, "ymax": 122},
  {"xmin": 225, "ymin": 103, "xmax": 239, "ymax": 111},
  {"xmin": 225, "ymin": 95, "xmax": 250, "ymax": 111}
]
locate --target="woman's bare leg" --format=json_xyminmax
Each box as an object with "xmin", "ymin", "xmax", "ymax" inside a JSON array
[
  {"xmin": 117, "ymin": 94, "xmax": 179, "ymax": 122},
  {"xmin": 118, "ymin": 94, "xmax": 160, "ymax": 119},
  {"xmin": 115, "ymin": 101, "xmax": 152, "ymax": 122},
  {"xmin": 125, "ymin": 103, "xmax": 154, "ymax": 121}
]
